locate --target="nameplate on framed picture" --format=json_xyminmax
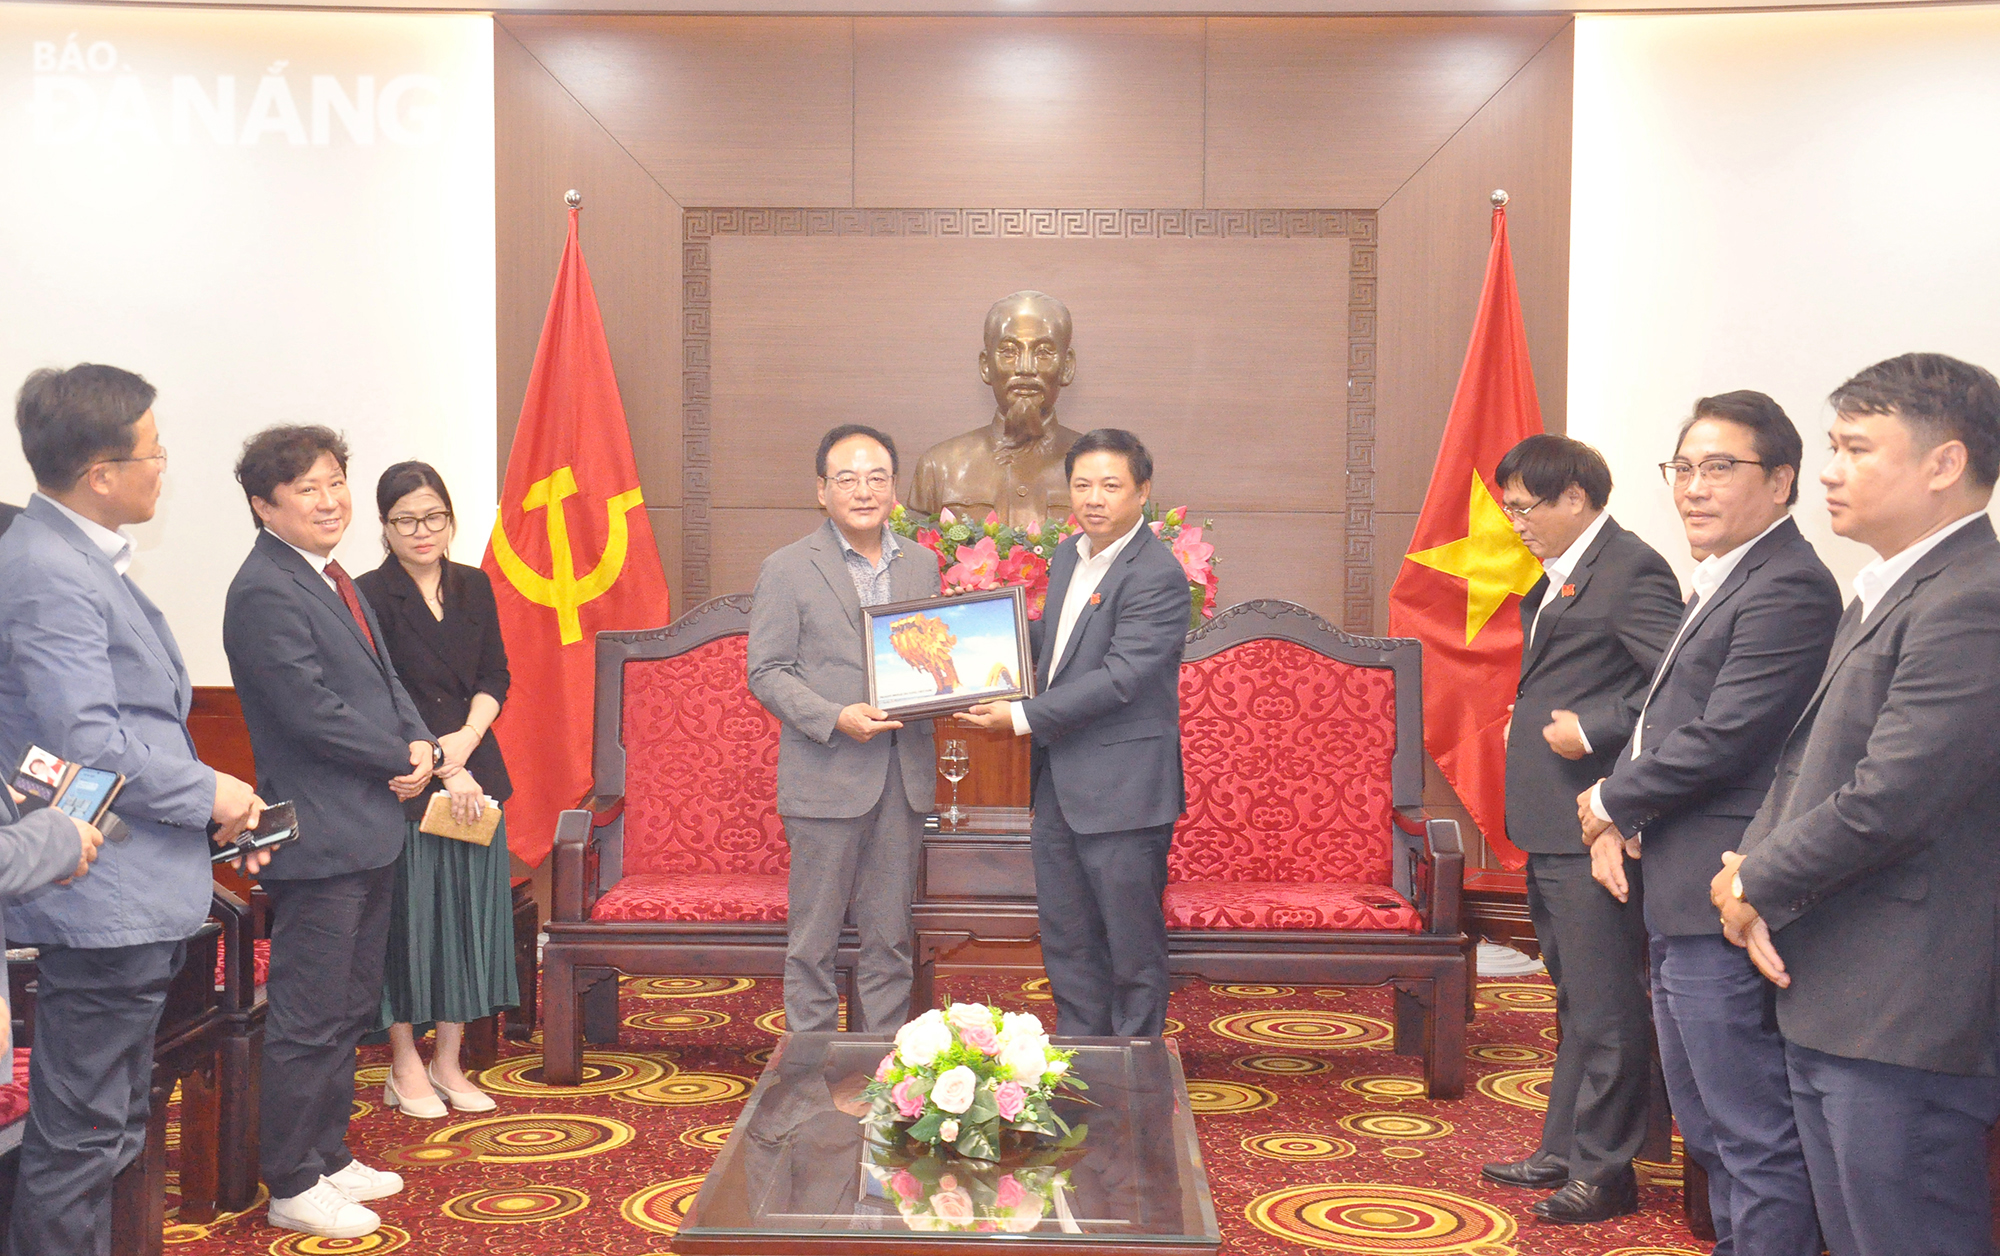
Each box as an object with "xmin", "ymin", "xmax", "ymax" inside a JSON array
[{"xmin": 861, "ymin": 586, "xmax": 1035, "ymax": 722}]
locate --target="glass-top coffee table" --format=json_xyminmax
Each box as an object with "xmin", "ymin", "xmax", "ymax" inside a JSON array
[{"xmin": 673, "ymin": 1033, "xmax": 1220, "ymax": 1253}]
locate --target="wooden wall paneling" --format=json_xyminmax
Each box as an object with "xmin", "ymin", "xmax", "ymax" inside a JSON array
[
  {"xmin": 494, "ymin": 24, "xmax": 685, "ymax": 575},
  {"xmin": 1201, "ymin": 512, "xmax": 1346, "ymax": 621},
  {"xmin": 1375, "ymin": 21, "xmax": 1574, "ymax": 519},
  {"xmin": 499, "ymin": 17, "xmax": 854, "ymax": 208},
  {"xmin": 706, "ymin": 507, "xmax": 829, "ymax": 600},
  {"xmin": 853, "ymin": 19, "xmax": 1205, "ymax": 208},
  {"xmin": 682, "ymin": 208, "xmax": 1373, "ymax": 628},
  {"xmin": 1205, "ymin": 17, "xmax": 1570, "ymax": 210}
]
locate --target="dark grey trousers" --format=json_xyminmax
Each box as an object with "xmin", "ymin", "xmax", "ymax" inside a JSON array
[
  {"xmin": 1030, "ymin": 767, "xmax": 1175, "ymax": 1039},
  {"xmin": 779, "ymin": 755, "xmax": 923, "ymax": 1035},
  {"xmin": 1526, "ymin": 851, "xmax": 1653, "ymax": 1184},
  {"xmin": 4, "ymin": 940, "xmax": 183, "ymax": 1256},
  {"xmin": 258, "ymin": 863, "xmax": 396, "ymax": 1199}
]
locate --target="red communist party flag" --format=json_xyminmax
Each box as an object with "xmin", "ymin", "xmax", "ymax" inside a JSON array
[
  {"xmin": 484, "ymin": 202, "xmax": 670, "ymax": 866},
  {"xmin": 1387, "ymin": 197, "xmax": 1544, "ymax": 869}
]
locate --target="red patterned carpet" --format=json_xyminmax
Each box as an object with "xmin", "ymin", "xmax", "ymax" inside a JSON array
[{"xmin": 164, "ymin": 974, "xmax": 1707, "ymax": 1255}]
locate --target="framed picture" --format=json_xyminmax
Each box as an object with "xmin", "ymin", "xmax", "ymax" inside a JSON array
[{"xmin": 862, "ymin": 586, "xmax": 1035, "ymax": 722}]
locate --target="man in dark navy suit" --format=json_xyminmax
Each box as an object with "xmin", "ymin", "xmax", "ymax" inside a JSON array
[
  {"xmin": 1479, "ymin": 434, "xmax": 1683, "ymax": 1224},
  {"xmin": 223, "ymin": 426, "xmax": 436, "ymax": 1241},
  {"xmin": 1583, "ymin": 392, "xmax": 1840, "ymax": 1254},
  {"xmin": 960, "ymin": 428, "xmax": 1188, "ymax": 1038},
  {"xmin": 1718, "ymin": 354, "xmax": 2000, "ymax": 1254}
]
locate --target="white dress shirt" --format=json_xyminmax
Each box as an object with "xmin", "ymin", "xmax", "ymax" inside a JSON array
[
  {"xmin": 1588, "ymin": 512, "xmax": 1790, "ymax": 825},
  {"xmin": 37, "ymin": 493, "xmax": 132, "ymax": 575},
  {"xmin": 1852, "ymin": 511, "xmax": 1986, "ymax": 619},
  {"xmin": 1529, "ymin": 509, "xmax": 1611, "ymax": 648},
  {"xmin": 269, "ymin": 530, "xmax": 339, "ymax": 593},
  {"xmin": 1011, "ymin": 517, "xmax": 1150, "ymax": 736}
]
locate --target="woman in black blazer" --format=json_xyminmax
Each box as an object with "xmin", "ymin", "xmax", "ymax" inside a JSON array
[{"xmin": 355, "ymin": 463, "xmax": 519, "ymax": 1119}]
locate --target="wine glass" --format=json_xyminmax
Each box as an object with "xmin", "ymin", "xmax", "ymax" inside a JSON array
[{"xmin": 940, "ymin": 740, "xmax": 970, "ymax": 830}]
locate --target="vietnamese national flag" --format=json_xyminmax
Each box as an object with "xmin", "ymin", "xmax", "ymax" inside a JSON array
[
  {"xmin": 1387, "ymin": 202, "xmax": 1544, "ymax": 869},
  {"xmin": 484, "ymin": 205, "xmax": 670, "ymax": 866}
]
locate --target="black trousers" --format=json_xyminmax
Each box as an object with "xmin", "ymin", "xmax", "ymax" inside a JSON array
[
  {"xmin": 259, "ymin": 864, "xmax": 396, "ymax": 1199},
  {"xmin": 1525, "ymin": 851, "xmax": 1653, "ymax": 1184},
  {"xmin": 4, "ymin": 940, "xmax": 183, "ymax": 1256},
  {"xmin": 1030, "ymin": 768, "xmax": 1175, "ymax": 1038}
]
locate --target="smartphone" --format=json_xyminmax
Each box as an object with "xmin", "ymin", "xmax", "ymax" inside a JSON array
[
  {"xmin": 211, "ymin": 801, "xmax": 300, "ymax": 864},
  {"xmin": 55, "ymin": 766, "xmax": 123, "ymax": 825}
]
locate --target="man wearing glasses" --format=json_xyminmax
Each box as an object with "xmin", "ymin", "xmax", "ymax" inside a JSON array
[
  {"xmin": 1582, "ymin": 393, "xmax": 1839, "ymax": 1253},
  {"xmin": 0, "ymin": 365, "xmax": 266, "ymax": 1253},
  {"xmin": 1480, "ymin": 434, "xmax": 1682, "ymax": 1224},
  {"xmin": 747, "ymin": 425, "xmax": 939, "ymax": 1035}
]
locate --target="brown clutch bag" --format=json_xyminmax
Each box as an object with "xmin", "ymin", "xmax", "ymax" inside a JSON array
[{"xmin": 418, "ymin": 790, "xmax": 502, "ymax": 846}]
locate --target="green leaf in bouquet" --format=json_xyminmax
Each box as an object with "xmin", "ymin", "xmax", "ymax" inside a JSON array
[
  {"xmin": 907, "ymin": 1110, "xmax": 946, "ymax": 1144},
  {"xmin": 1054, "ymin": 1122, "xmax": 1090, "ymax": 1150},
  {"xmin": 954, "ymin": 1119, "xmax": 1001, "ymax": 1162},
  {"xmin": 962, "ymin": 1089, "xmax": 1001, "ymax": 1125}
]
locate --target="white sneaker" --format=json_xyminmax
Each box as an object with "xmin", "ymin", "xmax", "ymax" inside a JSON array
[
  {"xmin": 269, "ymin": 1178, "xmax": 380, "ymax": 1238},
  {"xmin": 326, "ymin": 1159, "xmax": 404, "ymax": 1201}
]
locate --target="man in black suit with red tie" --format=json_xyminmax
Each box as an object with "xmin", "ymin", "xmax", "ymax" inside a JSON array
[
  {"xmin": 1479, "ymin": 435, "xmax": 1683, "ymax": 1224},
  {"xmin": 1582, "ymin": 392, "xmax": 1840, "ymax": 1255},
  {"xmin": 223, "ymin": 426, "xmax": 437, "ymax": 1241},
  {"xmin": 1717, "ymin": 354, "xmax": 2000, "ymax": 1254}
]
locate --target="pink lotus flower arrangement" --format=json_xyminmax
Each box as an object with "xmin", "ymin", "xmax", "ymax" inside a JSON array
[
  {"xmin": 889, "ymin": 503, "xmax": 1219, "ymax": 628},
  {"xmin": 863, "ymin": 1002, "xmax": 1084, "ymax": 1161}
]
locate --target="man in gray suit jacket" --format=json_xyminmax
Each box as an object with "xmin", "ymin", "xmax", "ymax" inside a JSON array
[
  {"xmin": 1716, "ymin": 354, "xmax": 2000, "ymax": 1255},
  {"xmin": 748, "ymin": 425, "xmax": 938, "ymax": 1035},
  {"xmin": 223, "ymin": 425, "xmax": 435, "ymax": 1240},
  {"xmin": 1482, "ymin": 434, "xmax": 1683, "ymax": 1224},
  {"xmin": 962, "ymin": 429, "xmax": 1188, "ymax": 1038},
  {"xmin": 1583, "ymin": 392, "xmax": 1841, "ymax": 1255},
  {"xmin": 0, "ymin": 365, "xmax": 264, "ymax": 1256}
]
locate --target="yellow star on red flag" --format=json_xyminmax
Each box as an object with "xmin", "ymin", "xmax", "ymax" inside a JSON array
[{"xmin": 1404, "ymin": 475, "xmax": 1542, "ymax": 644}]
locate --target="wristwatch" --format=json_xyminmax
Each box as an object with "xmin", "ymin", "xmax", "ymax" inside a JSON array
[
  {"xmin": 1730, "ymin": 873, "xmax": 1745, "ymax": 902},
  {"xmin": 430, "ymin": 741, "xmax": 446, "ymax": 772}
]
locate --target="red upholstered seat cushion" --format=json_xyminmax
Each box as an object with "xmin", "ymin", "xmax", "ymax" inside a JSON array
[
  {"xmin": 590, "ymin": 872, "xmax": 788, "ymax": 924},
  {"xmin": 0, "ymin": 1050, "xmax": 30, "ymax": 1127},
  {"xmin": 1164, "ymin": 881, "xmax": 1421, "ymax": 933},
  {"xmin": 620, "ymin": 635, "xmax": 789, "ymax": 878},
  {"xmin": 213, "ymin": 937, "xmax": 271, "ymax": 991},
  {"xmin": 1172, "ymin": 638, "xmax": 1399, "ymax": 886}
]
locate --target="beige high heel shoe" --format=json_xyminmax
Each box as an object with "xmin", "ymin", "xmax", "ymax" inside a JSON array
[
  {"xmin": 383, "ymin": 1073, "xmax": 448, "ymax": 1119},
  {"xmin": 428, "ymin": 1063, "xmax": 497, "ymax": 1113}
]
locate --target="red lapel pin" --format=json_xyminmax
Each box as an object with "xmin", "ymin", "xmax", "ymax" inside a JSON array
[
  {"xmin": 1089, "ymin": 593, "xmax": 1103, "ymax": 606},
  {"xmin": 1561, "ymin": 583, "xmax": 1577, "ymax": 598}
]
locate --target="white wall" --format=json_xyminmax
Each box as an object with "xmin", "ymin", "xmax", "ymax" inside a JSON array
[
  {"xmin": 0, "ymin": 3, "xmax": 495, "ymax": 683},
  {"xmin": 1570, "ymin": 6, "xmax": 2000, "ymax": 589}
]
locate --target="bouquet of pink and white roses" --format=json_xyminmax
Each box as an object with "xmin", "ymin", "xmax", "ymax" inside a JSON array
[
  {"xmin": 863, "ymin": 1003, "xmax": 1085, "ymax": 1162},
  {"xmin": 869, "ymin": 1152, "xmax": 1080, "ymax": 1234}
]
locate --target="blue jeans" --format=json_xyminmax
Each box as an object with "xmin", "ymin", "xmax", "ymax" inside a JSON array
[{"xmin": 1651, "ymin": 932, "xmax": 1818, "ymax": 1256}]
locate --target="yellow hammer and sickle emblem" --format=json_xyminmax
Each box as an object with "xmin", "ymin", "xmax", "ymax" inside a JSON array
[{"xmin": 490, "ymin": 466, "xmax": 646, "ymax": 645}]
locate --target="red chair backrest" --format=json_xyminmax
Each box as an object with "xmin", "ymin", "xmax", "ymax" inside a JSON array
[
  {"xmin": 619, "ymin": 634, "xmax": 789, "ymax": 876},
  {"xmin": 1171, "ymin": 637, "xmax": 1398, "ymax": 885}
]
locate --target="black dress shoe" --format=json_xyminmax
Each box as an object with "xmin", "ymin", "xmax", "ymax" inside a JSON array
[
  {"xmin": 1531, "ymin": 1169, "xmax": 1639, "ymax": 1223},
  {"xmin": 1480, "ymin": 1151, "xmax": 1569, "ymax": 1189}
]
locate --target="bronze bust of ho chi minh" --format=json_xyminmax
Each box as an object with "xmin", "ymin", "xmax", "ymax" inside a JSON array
[{"xmin": 907, "ymin": 291, "xmax": 1081, "ymax": 532}]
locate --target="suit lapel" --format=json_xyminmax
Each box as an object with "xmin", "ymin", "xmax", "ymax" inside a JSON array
[
  {"xmin": 1052, "ymin": 531, "xmax": 1146, "ymax": 682},
  {"xmin": 1791, "ymin": 517, "xmax": 1994, "ymax": 732},
  {"xmin": 805, "ymin": 528, "xmax": 865, "ymax": 628},
  {"xmin": 25, "ymin": 497, "xmax": 180, "ymax": 686},
  {"xmin": 259, "ymin": 531, "xmax": 386, "ymax": 670},
  {"xmin": 1643, "ymin": 520, "xmax": 1794, "ymax": 700},
  {"xmin": 1037, "ymin": 540, "xmax": 1080, "ymax": 689},
  {"xmin": 1520, "ymin": 520, "xmax": 1618, "ymax": 677}
]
